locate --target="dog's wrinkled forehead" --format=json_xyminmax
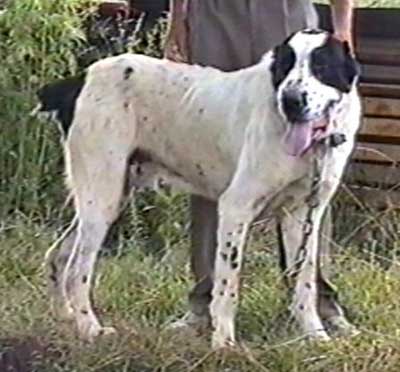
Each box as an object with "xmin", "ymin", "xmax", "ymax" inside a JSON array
[{"xmin": 270, "ymin": 29, "xmax": 360, "ymax": 93}]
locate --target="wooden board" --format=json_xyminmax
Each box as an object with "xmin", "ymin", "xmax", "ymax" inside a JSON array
[
  {"xmin": 361, "ymin": 65, "xmax": 400, "ymax": 85},
  {"xmin": 316, "ymin": 5, "xmax": 400, "ymax": 39},
  {"xmin": 352, "ymin": 142, "xmax": 400, "ymax": 164},
  {"xmin": 363, "ymin": 97, "xmax": 400, "ymax": 118},
  {"xmin": 357, "ymin": 37, "xmax": 400, "ymax": 66},
  {"xmin": 358, "ymin": 117, "xmax": 400, "ymax": 144},
  {"xmin": 360, "ymin": 83, "xmax": 400, "ymax": 99}
]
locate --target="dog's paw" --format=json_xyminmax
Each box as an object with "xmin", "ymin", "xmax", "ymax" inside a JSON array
[
  {"xmin": 77, "ymin": 318, "xmax": 117, "ymax": 342},
  {"xmin": 166, "ymin": 311, "xmax": 211, "ymax": 334},
  {"xmin": 52, "ymin": 301, "xmax": 75, "ymax": 322},
  {"xmin": 211, "ymin": 333, "xmax": 236, "ymax": 351},
  {"xmin": 324, "ymin": 316, "xmax": 360, "ymax": 338},
  {"xmin": 307, "ymin": 329, "xmax": 331, "ymax": 342}
]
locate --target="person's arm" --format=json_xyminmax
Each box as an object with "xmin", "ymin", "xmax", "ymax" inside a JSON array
[
  {"xmin": 330, "ymin": 0, "xmax": 354, "ymax": 48},
  {"xmin": 164, "ymin": 0, "xmax": 190, "ymax": 62}
]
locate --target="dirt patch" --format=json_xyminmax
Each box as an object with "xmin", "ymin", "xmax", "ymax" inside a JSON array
[{"xmin": 0, "ymin": 337, "xmax": 54, "ymax": 372}]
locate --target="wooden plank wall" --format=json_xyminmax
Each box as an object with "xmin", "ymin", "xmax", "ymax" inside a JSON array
[{"xmin": 317, "ymin": 5, "xmax": 400, "ymax": 190}]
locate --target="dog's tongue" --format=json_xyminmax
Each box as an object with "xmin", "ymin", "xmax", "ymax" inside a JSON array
[{"xmin": 283, "ymin": 123, "xmax": 313, "ymax": 157}]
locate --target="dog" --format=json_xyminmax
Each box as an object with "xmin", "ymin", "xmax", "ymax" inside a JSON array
[{"xmin": 35, "ymin": 29, "xmax": 361, "ymax": 349}]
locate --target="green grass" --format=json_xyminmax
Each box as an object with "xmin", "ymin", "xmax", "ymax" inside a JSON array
[{"xmin": 2, "ymin": 214, "xmax": 400, "ymax": 372}]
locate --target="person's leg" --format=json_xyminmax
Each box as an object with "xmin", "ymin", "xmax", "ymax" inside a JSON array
[{"xmin": 171, "ymin": 0, "xmax": 254, "ymax": 330}]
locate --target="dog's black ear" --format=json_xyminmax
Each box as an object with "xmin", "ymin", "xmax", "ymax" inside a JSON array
[
  {"xmin": 342, "ymin": 40, "xmax": 361, "ymax": 87},
  {"xmin": 311, "ymin": 36, "xmax": 360, "ymax": 93},
  {"xmin": 36, "ymin": 76, "xmax": 85, "ymax": 137},
  {"xmin": 270, "ymin": 42, "xmax": 296, "ymax": 90}
]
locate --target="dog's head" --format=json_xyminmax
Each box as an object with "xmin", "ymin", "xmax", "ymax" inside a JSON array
[{"xmin": 270, "ymin": 29, "xmax": 360, "ymax": 156}]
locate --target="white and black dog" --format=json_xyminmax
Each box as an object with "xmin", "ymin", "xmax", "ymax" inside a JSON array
[{"xmin": 36, "ymin": 29, "xmax": 361, "ymax": 349}]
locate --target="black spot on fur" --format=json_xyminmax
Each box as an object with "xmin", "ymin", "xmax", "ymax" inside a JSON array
[
  {"xmin": 230, "ymin": 246, "xmax": 238, "ymax": 264},
  {"xmin": 305, "ymin": 282, "xmax": 312, "ymax": 289},
  {"xmin": 230, "ymin": 293, "xmax": 236, "ymax": 298},
  {"xmin": 222, "ymin": 279, "xmax": 227, "ymax": 285},
  {"xmin": 36, "ymin": 76, "xmax": 85, "ymax": 137},
  {"xmin": 199, "ymin": 108, "xmax": 204, "ymax": 114},
  {"xmin": 310, "ymin": 36, "xmax": 360, "ymax": 93},
  {"xmin": 81, "ymin": 309, "xmax": 88, "ymax": 315},
  {"xmin": 231, "ymin": 262, "xmax": 239, "ymax": 270},
  {"xmin": 82, "ymin": 275, "xmax": 88, "ymax": 284},
  {"xmin": 49, "ymin": 273, "xmax": 57, "ymax": 283},
  {"xmin": 270, "ymin": 42, "xmax": 296, "ymax": 90},
  {"xmin": 221, "ymin": 252, "xmax": 228, "ymax": 262},
  {"xmin": 226, "ymin": 241, "xmax": 232, "ymax": 248},
  {"xmin": 299, "ymin": 304, "xmax": 305, "ymax": 311},
  {"xmin": 124, "ymin": 67, "xmax": 134, "ymax": 80},
  {"xmin": 302, "ymin": 29, "xmax": 323, "ymax": 35},
  {"xmin": 49, "ymin": 262, "xmax": 58, "ymax": 283},
  {"xmin": 219, "ymin": 291, "xmax": 224, "ymax": 296},
  {"xmin": 196, "ymin": 164, "xmax": 205, "ymax": 177}
]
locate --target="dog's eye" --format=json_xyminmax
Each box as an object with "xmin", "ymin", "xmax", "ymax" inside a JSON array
[{"xmin": 270, "ymin": 44, "xmax": 296, "ymax": 90}]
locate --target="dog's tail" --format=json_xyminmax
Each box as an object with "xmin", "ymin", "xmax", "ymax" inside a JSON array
[{"xmin": 33, "ymin": 76, "xmax": 85, "ymax": 138}]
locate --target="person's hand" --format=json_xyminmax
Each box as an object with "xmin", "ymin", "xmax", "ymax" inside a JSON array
[{"xmin": 334, "ymin": 29, "xmax": 355, "ymax": 55}]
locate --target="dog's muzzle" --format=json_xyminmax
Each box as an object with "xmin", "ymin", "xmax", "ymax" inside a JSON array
[{"xmin": 281, "ymin": 90, "xmax": 334, "ymax": 157}]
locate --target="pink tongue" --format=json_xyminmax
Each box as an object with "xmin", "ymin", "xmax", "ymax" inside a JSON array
[{"xmin": 283, "ymin": 123, "xmax": 313, "ymax": 157}]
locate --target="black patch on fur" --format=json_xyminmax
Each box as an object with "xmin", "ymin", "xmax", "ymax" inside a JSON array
[
  {"xmin": 81, "ymin": 309, "xmax": 88, "ymax": 315},
  {"xmin": 49, "ymin": 262, "xmax": 58, "ymax": 283},
  {"xmin": 124, "ymin": 67, "xmax": 134, "ymax": 79},
  {"xmin": 36, "ymin": 76, "xmax": 85, "ymax": 137},
  {"xmin": 230, "ymin": 247, "xmax": 238, "ymax": 269},
  {"xmin": 221, "ymin": 252, "xmax": 228, "ymax": 262},
  {"xmin": 196, "ymin": 163, "xmax": 205, "ymax": 177},
  {"xmin": 82, "ymin": 275, "xmax": 88, "ymax": 284},
  {"xmin": 222, "ymin": 279, "xmax": 227, "ymax": 285},
  {"xmin": 310, "ymin": 36, "xmax": 360, "ymax": 93},
  {"xmin": 302, "ymin": 29, "xmax": 323, "ymax": 35},
  {"xmin": 270, "ymin": 42, "xmax": 296, "ymax": 90},
  {"xmin": 276, "ymin": 222, "xmax": 287, "ymax": 273}
]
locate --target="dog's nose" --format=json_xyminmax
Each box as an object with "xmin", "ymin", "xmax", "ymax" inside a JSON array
[{"xmin": 281, "ymin": 90, "xmax": 307, "ymax": 122}]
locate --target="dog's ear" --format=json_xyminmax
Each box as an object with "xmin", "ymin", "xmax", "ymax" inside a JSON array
[
  {"xmin": 342, "ymin": 40, "xmax": 361, "ymax": 87},
  {"xmin": 270, "ymin": 42, "xmax": 296, "ymax": 90},
  {"xmin": 311, "ymin": 36, "xmax": 360, "ymax": 93}
]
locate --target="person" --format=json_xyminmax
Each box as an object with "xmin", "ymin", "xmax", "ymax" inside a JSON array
[{"xmin": 164, "ymin": 0, "xmax": 356, "ymax": 333}]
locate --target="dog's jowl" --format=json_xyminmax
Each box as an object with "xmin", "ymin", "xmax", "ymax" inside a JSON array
[{"xmin": 36, "ymin": 29, "xmax": 361, "ymax": 349}]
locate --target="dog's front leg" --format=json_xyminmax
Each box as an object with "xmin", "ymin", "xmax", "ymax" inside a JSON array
[
  {"xmin": 279, "ymin": 205, "xmax": 357, "ymax": 337},
  {"xmin": 210, "ymin": 181, "xmax": 273, "ymax": 349}
]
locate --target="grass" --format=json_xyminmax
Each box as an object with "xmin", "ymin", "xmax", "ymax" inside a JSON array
[
  {"xmin": 2, "ymin": 210, "xmax": 400, "ymax": 372},
  {"xmin": 2, "ymin": 0, "xmax": 400, "ymax": 371}
]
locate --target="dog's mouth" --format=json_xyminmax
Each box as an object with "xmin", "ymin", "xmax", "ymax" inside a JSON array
[{"xmin": 283, "ymin": 116, "xmax": 329, "ymax": 157}]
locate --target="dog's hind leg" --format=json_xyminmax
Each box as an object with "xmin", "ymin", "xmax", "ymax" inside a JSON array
[
  {"xmin": 44, "ymin": 218, "xmax": 78, "ymax": 320},
  {"xmin": 62, "ymin": 137, "xmax": 132, "ymax": 342}
]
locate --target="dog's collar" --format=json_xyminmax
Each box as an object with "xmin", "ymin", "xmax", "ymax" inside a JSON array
[{"xmin": 328, "ymin": 133, "xmax": 346, "ymax": 148}]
